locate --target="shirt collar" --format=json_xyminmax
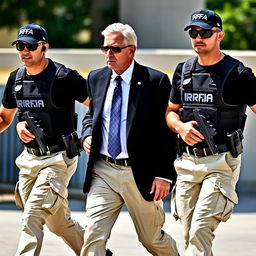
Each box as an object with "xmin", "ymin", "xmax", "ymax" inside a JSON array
[{"xmin": 111, "ymin": 61, "xmax": 134, "ymax": 84}]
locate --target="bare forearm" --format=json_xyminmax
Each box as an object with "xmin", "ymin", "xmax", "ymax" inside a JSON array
[
  {"xmin": 0, "ymin": 106, "xmax": 17, "ymax": 133},
  {"xmin": 0, "ymin": 116, "xmax": 12, "ymax": 132},
  {"xmin": 166, "ymin": 110, "xmax": 184, "ymax": 133}
]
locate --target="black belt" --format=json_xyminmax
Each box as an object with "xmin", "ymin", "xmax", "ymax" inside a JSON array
[
  {"xmin": 26, "ymin": 145, "xmax": 64, "ymax": 156},
  {"xmin": 99, "ymin": 154, "xmax": 131, "ymax": 166},
  {"xmin": 184, "ymin": 144, "xmax": 229, "ymax": 157}
]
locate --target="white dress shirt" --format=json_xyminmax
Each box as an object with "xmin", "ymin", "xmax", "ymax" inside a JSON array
[
  {"xmin": 99, "ymin": 61, "xmax": 172, "ymax": 184},
  {"xmin": 100, "ymin": 61, "xmax": 134, "ymax": 159}
]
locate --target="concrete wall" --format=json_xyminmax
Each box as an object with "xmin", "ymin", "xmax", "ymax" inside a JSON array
[
  {"xmin": 0, "ymin": 48, "xmax": 256, "ymax": 194},
  {"xmin": 119, "ymin": 0, "xmax": 204, "ymax": 48}
]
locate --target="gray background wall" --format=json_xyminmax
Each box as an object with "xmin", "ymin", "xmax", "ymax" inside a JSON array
[{"xmin": 120, "ymin": 0, "xmax": 204, "ymax": 48}]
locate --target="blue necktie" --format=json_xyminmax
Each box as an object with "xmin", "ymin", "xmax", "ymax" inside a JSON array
[{"xmin": 108, "ymin": 76, "xmax": 122, "ymax": 159}]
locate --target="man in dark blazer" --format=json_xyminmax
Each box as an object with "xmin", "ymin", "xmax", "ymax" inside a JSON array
[{"xmin": 81, "ymin": 23, "xmax": 179, "ymax": 256}]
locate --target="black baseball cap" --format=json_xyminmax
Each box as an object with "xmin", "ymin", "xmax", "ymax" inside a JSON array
[
  {"xmin": 184, "ymin": 9, "xmax": 222, "ymax": 31},
  {"xmin": 11, "ymin": 24, "xmax": 48, "ymax": 45}
]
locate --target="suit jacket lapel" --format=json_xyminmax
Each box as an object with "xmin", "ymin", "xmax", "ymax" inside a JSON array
[
  {"xmin": 126, "ymin": 62, "xmax": 144, "ymax": 137},
  {"xmin": 94, "ymin": 69, "xmax": 111, "ymax": 123}
]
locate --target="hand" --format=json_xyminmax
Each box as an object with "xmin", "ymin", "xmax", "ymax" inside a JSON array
[
  {"xmin": 83, "ymin": 136, "xmax": 92, "ymax": 155},
  {"xmin": 178, "ymin": 120, "xmax": 204, "ymax": 146},
  {"xmin": 150, "ymin": 178, "xmax": 170, "ymax": 201},
  {"xmin": 16, "ymin": 121, "xmax": 35, "ymax": 143}
]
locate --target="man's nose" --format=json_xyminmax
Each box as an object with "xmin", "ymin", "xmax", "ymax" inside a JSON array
[{"xmin": 106, "ymin": 49, "xmax": 114, "ymax": 56}]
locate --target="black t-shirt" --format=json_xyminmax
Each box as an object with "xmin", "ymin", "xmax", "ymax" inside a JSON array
[
  {"xmin": 2, "ymin": 59, "xmax": 87, "ymax": 109},
  {"xmin": 170, "ymin": 55, "xmax": 256, "ymax": 107}
]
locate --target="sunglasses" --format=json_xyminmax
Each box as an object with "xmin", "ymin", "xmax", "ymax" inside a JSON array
[
  {"xmin": 189, "ymin": 29, "xmax": 221, "ymax": 39},
  {"xmin": 16, "ymin": 42, "xmax": 45, "ymax": 51},
  {"xmin": 101, "ymin": 44, "xmax": 133, "ymax": 53}
]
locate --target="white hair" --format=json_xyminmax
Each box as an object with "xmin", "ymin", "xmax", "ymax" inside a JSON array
[{"xmin": 101, "ymin": 23, "xmax": 137, "ymax": 47}]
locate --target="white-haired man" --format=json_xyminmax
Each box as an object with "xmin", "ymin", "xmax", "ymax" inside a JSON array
[{"xmin": 80, "ymin": 22, "xmax": 179, "ymax": 255}]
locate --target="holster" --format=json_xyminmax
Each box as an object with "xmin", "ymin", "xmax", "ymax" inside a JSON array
[
  {"xmin": 62, "ymin": 131, "xmax": 81, "ymax": 159},
  {"xmin": 176, "ymin": 134, "xmax": 183, "ymax": 157},
  {"xmin": 227, "ymin": 129, "xmax": 244, "ymax": 158}
]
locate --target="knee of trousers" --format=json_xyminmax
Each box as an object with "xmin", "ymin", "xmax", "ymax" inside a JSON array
[
  {"xmin": 137, "ymin": 230, "xmax": 168, "ymax": 247},
  {"xmin": 21, "ymin": 215, "xmax": 45, "ymax": 237},
  {"xmin": 47, "ymin": 216, "xmax": 84, "ymax": 236},
  {"xmin": 84, "ymin": 224, "xmax": 109, "ymax": 244},
  {"xmin": 189, "ymin": 225, "xmax": 215, "ymax": 246}
]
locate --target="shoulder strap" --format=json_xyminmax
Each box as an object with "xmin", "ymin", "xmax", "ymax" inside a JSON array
[
  {"xmin": 219, "ymin": 56, "xmax": 247, "ymax": 111},
  {"xmin": 48, "ymin": 61, "xmax": 66, "ymax": 110},
  {"xmin": 219, "ymin": 55, "xmax": 242, "ymax": 91},
  {"xmin": 221, "ymin": 55, "xmax": 241, "ymax": 78},
  {"xmin": 53, "ymin": 62, "xmax": 64, "ymax": 74},
  {"xmin": 14, "ymin": 66, "xmax": 26, "ymax": 92}
]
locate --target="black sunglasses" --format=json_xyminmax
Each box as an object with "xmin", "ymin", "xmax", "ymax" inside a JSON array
[
  {"xmin": 189, "ymin": 29, "xmax": 221, "ymax": 39},
  {"xmin": 16, "ymin": 42, "xmax": 45, "ymax": 51},
  {"xmin": 101, "ymin": 44, "xmax": 133, "ymax": 53}
]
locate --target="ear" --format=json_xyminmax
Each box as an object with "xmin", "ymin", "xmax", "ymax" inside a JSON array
[
  {"xmin": 42, "ymin": 43, "xmax": 49, "ymax": 52},
  {"xmin": 218, "ymin": 31, "xmax": 225, "ymax": 41},
  {"xmin": 129, "ymin": 45, "xmax": 136, "ymax": 55}
]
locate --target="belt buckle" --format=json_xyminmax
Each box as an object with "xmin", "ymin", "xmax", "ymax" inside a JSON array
[
  {"xmin": 192, "ymin": 148, "xmax": 198, "ymax": 157},
  {"xmin": 30, "ymin": 148, "xmax": 36, "ymax": 156},
  {"xmin": 113, "ymin": 158, "xmax": 117, "ymax": 165}
]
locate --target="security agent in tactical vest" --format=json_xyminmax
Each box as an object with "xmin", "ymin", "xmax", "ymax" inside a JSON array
[
  {"xmin": 0, "ymin": 24, "xmax": 89, "ymax": 255},
  {"xmin": 179, "ymin": 54, "xmax": 246, "ymax": 157},
  {"xmin": 14, "ymin": 59, "xmax": 82, "ymax": 157},
  {"xmin": 166, "ymin": 9, "xmax": 256, "ymax": 256},
  {"xmin": 12, "ymin": 30, "xmax": 82, "ymax": 158},
  {"xmin": 167, "ymin": 10, "xmax": 256, "ymax": 158}
]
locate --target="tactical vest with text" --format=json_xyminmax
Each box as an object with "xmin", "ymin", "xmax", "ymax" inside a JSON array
[
  {"xmin": 13, "ymin": 62, "xmax": 77, "ymax": 146},
  {"xmin": 180, "ymin": 55, "xmax": 247, "ymax": 144}
]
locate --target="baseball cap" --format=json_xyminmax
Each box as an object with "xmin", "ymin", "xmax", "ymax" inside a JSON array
[
  {"xmin": 184, "ymin": 9, "xmax": 222, "ymax": 31},
  {"xmin": 11, "ymin": 24, "xmax": 48, "ymax": 45}
]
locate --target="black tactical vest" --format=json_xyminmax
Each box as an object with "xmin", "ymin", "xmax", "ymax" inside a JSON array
[
  {"xmin": 180, "ymin": 56, "xmax": 247, "ymax": 144},
  {"xmin": 14, "ymin": 62, "xmax": 77, "ymax": 146}
]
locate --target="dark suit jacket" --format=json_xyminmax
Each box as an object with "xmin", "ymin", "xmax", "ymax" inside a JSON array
[{"xmin": 81, "ymin": 61, "xmax": 177, "ymax": 201}]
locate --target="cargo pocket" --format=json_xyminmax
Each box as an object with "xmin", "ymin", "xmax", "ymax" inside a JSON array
[
  {"xmin": 42, "ymin": 187, "xmax": 64, "ymax": 215},
  {"xmin": 171, "ymin": 184, "xmax": 179, "ymax": 221},
  {"xmin": 14, "ymin": 181, "xmax": 24, "ymax": 210},
  {"xmin": 214, "ymin": 183, "xmax": 236, "ymax": 222}
]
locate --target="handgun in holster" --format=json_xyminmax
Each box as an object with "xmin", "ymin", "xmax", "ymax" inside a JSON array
[
  {"xmin": 62, "ymin": 131, "xmax": 82, "ymax": 159},
  {"xmin": 176, "ymin": 134, "xmax": 183, "ymax": 157},
  {"xmin": 227, "ymin": 129, "xmax": 244, "ymax": 158}
]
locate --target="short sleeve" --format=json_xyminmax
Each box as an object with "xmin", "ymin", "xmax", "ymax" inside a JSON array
[
  {"xmin": 1, "ymin": 71, "xmax": 18, "ymax": 109},
  {"xmin": 169, "ymin": 63, "xmax": 184, "ymax": 104}
]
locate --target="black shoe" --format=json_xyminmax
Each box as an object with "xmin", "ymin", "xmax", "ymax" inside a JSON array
[{"xmin": 106, "ymin": 248, "xmax": 113, "ymax": 256}]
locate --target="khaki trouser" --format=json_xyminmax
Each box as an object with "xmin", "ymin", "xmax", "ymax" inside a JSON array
[
  {"xmin": 172, "ymin": 151, "xmax": 241, "ymax": 256},
  {"xmin": 14, "ymin": 149, "xmax": 84, "ymax": 256},
  {"xmin": 80, "ymin": 159, "xmax": 178, "ymax": 256}
]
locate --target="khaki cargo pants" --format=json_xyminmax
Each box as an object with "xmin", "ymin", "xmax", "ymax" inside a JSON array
[
  {"xmin": 172, "ymin": 151, "xmax": 241, "ymax": 256},
  {"xmin": 81, "ymin": 159, "xmax": 179, "ymax": 256},
  {"xmin": 14, "ymin": 149, "xmax": 84, "ymax": 256}
]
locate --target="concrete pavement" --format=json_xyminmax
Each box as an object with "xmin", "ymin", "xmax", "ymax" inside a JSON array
[{"xmin": 0, "ymin": 196, "xmax": 256, "ymax": 256}]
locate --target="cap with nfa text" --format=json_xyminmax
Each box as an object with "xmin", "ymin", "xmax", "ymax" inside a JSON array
[
  {"xmin": 184, "ymin": 9, "xmax": 222, "ymax": 31},
  {"xmin": 11, "ymin": 24, "xmax": 48, "ymax": 45}
]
